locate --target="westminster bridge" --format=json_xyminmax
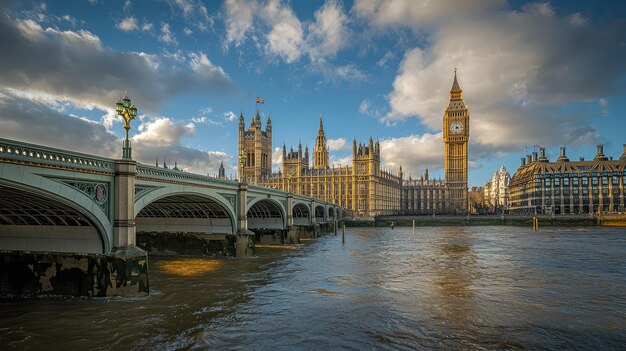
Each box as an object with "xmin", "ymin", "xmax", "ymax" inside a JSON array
[{"xmin": 0, "ymin": 138, "xmax": 342, "ymax": 297}]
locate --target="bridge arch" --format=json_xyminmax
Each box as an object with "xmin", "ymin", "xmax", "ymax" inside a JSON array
[
  {"xmin": 247, "ymin": 198, "xmax": 286, "ymax": 229},
  {"xmin": 135, "ymin": 191, "xmax": 236, "ymax": 234},
  {"xmin": 314, "ymin": 205, "xmax": 326, "ymax": 223},
  {"xmin": 0, "ymin": 182, "xmax": 109, "ymax": 254},
  {"xmin": 292, "ymin": 203, "xmax": 310, "ymax": 226}
]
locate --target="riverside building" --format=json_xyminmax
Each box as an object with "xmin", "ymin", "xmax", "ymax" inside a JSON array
[
  {"xmin": 238, "ymin": 71, "xmax": 471, "ymax": 216},
  {"xmin": 509, "ymin": 145, "xmax": 626, "ymax": 214}
]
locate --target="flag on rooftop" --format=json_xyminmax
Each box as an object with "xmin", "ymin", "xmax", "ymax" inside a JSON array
[{"xmin": 256, "ymin": 97, "xmax": 265, "ymax": 104}]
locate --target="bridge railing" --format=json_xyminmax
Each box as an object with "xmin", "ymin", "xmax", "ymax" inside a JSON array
[
  {"xmin": 136, "ymin": 165, "xmax": 240, "ymax": 188},
  {"xmin": 0, "ymin": 138, "xmax": 115, "ymax": 173}
]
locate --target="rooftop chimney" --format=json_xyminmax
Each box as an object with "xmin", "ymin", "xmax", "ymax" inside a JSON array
[
  {"xmin": 521, "ymin": 157, "xmax": 526, "ymax": 167},
  {"xmin": 532, "ymin": 152, "xmax": 538, "ymax": 162},
  {"xmin": 527, "ymin": 155, "xmax": 532, "ymax": 164},
  {"xmin": 538, "ymin": 147, "xmax": 548, "ymax": 162},
  {"xmin": 580, "ymin": 157, "xmax": 585, "ymax": 161},
  {"xmin": 557, "ymin": 146, "xmax": 569, "ymax": 163},
  {"xmin": 621, "ymin": 144, "xmax": 626, "ymax": 160},
  {"xmin": 594, "ymin": 144, "xmax": 608, "ymax": 161}
]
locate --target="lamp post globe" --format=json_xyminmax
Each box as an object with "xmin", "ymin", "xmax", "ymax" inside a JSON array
[{"xmin": 116, "ymin": 93, "xmax": 137, "ymax": 159}]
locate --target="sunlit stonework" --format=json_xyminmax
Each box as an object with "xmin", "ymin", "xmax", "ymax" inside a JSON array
[{"xmin": 239, "ymin": 72, "xmax": 471, "ymax": 216}]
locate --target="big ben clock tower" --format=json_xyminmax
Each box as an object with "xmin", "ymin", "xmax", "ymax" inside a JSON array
[{"xmin": 443, "ymin": 69, "xmax": 469, "ymax": 213}]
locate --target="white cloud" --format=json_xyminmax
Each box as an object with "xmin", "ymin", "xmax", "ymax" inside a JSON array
[
  {"xmin": 272, "ymin": 146, "xmax": 283, "ymax": 171},
  {"xmin": 381, "ymin": 3, "xmax": 624, "ymax": 150},
  {"xmin": 335, "ymin": 64, "xmax": 366, "ymax": 81},
  {"xmin": 223, "ymin": 0, "xmax": 351, "ymax": 66},
  {"xmin": 307, "ymin": 0, "xmax": 348, "ymax": 60},
  {"xmin": 329, "ymin": 155, "xmax": 352, "ymax": 168},
  {"xmin": 0, "ymin": 89, "xmax": 118, "ymax": 157},
  {"xmin": 223, "ymin": 0, "xmax": 257, "ymax": 48},
  {"xmin": 183, "ymin": 27, "xmax": 192, "ymax": 35},
  {"xmin": 359, "ymin": 98, "xmax": 381, "ymax": 118},
  {"xmin": 0, "ymin": 14, "xmax": 234, "ymax": 115},
  {"xmin": 379, "ymin": 133, "xmax": 444, "ymax": 178},
  {"xmin": 262, "ymin": 0, "xmax": 304, "ymax": 63},
  {"xmin": 117, "ymin": 17, "xmax": 138, "ymax": 31},
  {"xmin": 199, "ymin": 106, "xmax": 213, "ymax": 115},
  {"xmin": 191, "ymin": 116, "xmax": 222, "ymax": 126},
  {"xmin": 141, "ymin": 22, "xmax": 153, "ymax": 31},
  {"xmin": 159, "ymin": 23, "xmax": 178, "ymax": 45},
  {"xmin": 353, "ymin": 0, "xmax": 503, "ymax": 28},
  {"xmin": 133, "ymin": 117, "xmax": 195, "ymax": 145},
  {"xmin": 60, "ymin": 15, "xmax": 76, "ymax": 27},
  {"xmin": 376, "ymin": 50, "xmax": 395, "ymax": 68},
  {"xmin": 167, "ymin": 0, "xmax": 213, "ymax": 31},
  {"xmin": 224, "ymin": 111, "xmax": 237, "ymax": 121},
  {"xmin": 599, "ymin": 98, "xmax": 608, "ymax": 116},
  {"xmin": 327, "ymin": 138, "xmax": 347, "ymax": 151}
]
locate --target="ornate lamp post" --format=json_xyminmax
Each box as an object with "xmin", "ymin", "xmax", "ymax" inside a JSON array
[
  {"xmin": 116, "ymin": 93, "xmax": 138, "ymax": 159},
  {"xmin": 238, "ymin": 150, "xmax": 246, "ymax": 183}
]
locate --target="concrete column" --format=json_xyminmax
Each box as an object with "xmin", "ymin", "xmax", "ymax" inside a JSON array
[
  {"xmin": 310, "ymin": 200, "xmax": 316, "ymax": 225},
  {"xmin": 287, "ymin": 195, "xmax": 294, "ymax": 227},
  {"xmin": 113, "ymin": 159, "xmax": 137, "ymax": 248},
  {"xmin": 237, "ymin": 183, "xmax": 248, "ymax": 232}
]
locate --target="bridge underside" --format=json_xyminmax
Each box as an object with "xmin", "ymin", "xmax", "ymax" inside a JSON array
[
  {"xmin": 315, "ymin": 205, "xmax": 326, "ymax": 223},
  {"xmin": 293, "ymin": 203, "xmax": 310, "ymax": 226},
  {"xmin": 0, "ymin": 184, "xmax": 103, "ymax": 254},
  {"xmin": 247, "ymin": 199, "xmax": 284, "ymax": 229},
  {"xmin": 136, "ymin": 194, "xmax": 233, "ymax": 234}
]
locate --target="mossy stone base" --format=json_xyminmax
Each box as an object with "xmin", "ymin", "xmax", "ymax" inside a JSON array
[{"xmin": 0, "ymin": 246, "xmax": 148, "ymax": 297}]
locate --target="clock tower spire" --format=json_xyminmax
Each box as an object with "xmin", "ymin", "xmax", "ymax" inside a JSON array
[{"xmin": 443, "ymin": 68, "xmax": 469, "ymax": 213}]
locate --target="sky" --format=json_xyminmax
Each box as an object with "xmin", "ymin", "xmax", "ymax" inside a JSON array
[{"xmin": 0, "ymin": 0, "xmax": 625, "ymax": 186}]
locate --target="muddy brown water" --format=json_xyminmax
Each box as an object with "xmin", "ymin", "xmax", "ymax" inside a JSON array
[{"xmin": 1, "ymin": 226, "xmax": 625, "ymax": 350}]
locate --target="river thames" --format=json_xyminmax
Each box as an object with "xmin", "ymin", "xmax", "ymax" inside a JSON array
[{"xmin": 1, "ymin": 226, "xmax": 625, "ymax": 350}]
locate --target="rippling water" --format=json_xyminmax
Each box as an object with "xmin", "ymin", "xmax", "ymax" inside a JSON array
[{"xmin": 1, "ymin": 226, "xmax": 625, "ymax": 350}]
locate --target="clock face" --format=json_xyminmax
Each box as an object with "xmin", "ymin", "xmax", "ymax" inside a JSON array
[{"xmin": 449, "ymin": 121, "xmax": 463, "ymax": 135}]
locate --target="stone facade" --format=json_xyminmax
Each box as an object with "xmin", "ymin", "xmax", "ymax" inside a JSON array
[
  {"xmin": 509, "ymin": 145, "xmax": 626, "ymax": 214},
  {"xmin": 238, "ymin": 111, "xmax": 272, "ymax": 184},
  {"xmin": 256, "ymin": 118, "xmax": 402, "ymax": 217},
  {"xmin": 443, "ymin": 70, "xmax": 470, "ymax": 213},
  {"xmin": 239, "ymin": 71, "xmax": 471, "ymax": 217},
  {"xmin": 401, "ymin": 169, "xmax": 447, "ymax": 214},
  {"xmin": 483, "ymin": 165, "xmax": 511, "ymax": 213}
]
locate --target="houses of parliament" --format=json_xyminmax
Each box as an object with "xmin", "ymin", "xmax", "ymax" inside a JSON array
[{"xmin": 237, "ymin": 72, "xmax": 469, "ymax": 217}]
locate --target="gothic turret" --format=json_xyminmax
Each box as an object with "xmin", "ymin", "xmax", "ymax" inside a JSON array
[
  {"xmin": 313, "ymin": 114, "xmax": 329, "ymax": 169},
  {"xmin": 265, "ymin": 113, "xmax": 272, "ymax": 136},
  {"xmin": 218, "ymin": 161, "xmax": 225, "ymax": 179},
  {"xmin": 450, "ymin": 69, "xmax": 462, "ymax": 100}
]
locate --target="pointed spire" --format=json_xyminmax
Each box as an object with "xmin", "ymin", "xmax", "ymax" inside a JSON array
[
  {"xmin": 319, "ymin": 114, "xmax": 324, "ymax": 131},
  {"xmin": 451, "ymin": 67, "xmax": 461, "ymax": 93},
  {"xmin": 266, "ymin": 113, "xmax": 271, "ymax": 124},
  {"xmin": 156, "ymin": 158, "xmax": 159, "ymax": 167}
]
